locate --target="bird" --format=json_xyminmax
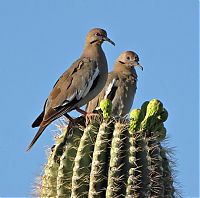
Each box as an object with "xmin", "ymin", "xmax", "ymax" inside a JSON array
[
  {"xmin": 86, "ymin": 51, "xmax": 143, "ymax": 117},
  {"xmin": 27, "ymin": 28, "xmax": 115, "ymax": 151}
]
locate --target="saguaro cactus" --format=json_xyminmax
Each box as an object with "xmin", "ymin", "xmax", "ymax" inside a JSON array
[{"xmin": 35, "ymin": 99, "xmax": 179, "ymax": 198}]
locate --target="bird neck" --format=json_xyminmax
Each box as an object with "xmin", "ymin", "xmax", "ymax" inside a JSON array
[
  {"xmin": 81, "ymin": 43, "xmax": 105, "ymax": 61},
  {"xmin": 81, "ymin": 43, "xmax": 108, "ymax": 76}
]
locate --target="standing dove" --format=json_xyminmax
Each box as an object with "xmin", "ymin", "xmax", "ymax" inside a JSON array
[
  {"xmin": 86, "ymin": 51, "xmax": 142, "ymax": 116},
  {"xmin": 27, "ymin": 28, "xmax": 115, "ymax": 151}
]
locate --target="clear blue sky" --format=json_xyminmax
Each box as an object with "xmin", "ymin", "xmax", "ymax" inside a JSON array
[{"xmin": 0, "ymin": 0, "xmax": 198, "ymax": 197}]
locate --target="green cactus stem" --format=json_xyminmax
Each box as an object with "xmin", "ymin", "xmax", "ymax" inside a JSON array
[
  {"xmin": 88, "ymin": 98, "xmax": 113, "ymax": 198},
  {"xmin": 71, "ymin": 117, "xmax": 100, "ymax": 198},
  {"xmin": 41, "ymin": 127, "xmax": 68, "ymax": 197},
  {"xmin": 89, "ymin": 121, "xmax": 113, "ymax": 198},
  {"xmin": 57, "ymin": 122, "xmax": 84, "ymax": 198},
  {"xmin": 35, "ymin": 99, "xmax": 179, "ymax": 198},
  {"xmin": 148, "ymin": 139, "xmax": 164, "ymax": 197},
  {"xmin": 129, "ymin": 109, "xmax": 141, "ymax": 133},
  {"xmin": 160, "ymin": 147, "xmax": 176, "ymax": 197},
  {"xmin": 126, "ymin": 109, "xmax": 141, "ymax": 197},
  {"xmin": 106, "ymin": 121, "xmax": 128, "ymax": 198}
]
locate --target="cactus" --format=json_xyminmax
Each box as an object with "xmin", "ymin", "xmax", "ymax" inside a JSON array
[{"xmin": 35, "ymin": 99, "xmax": 180, "ymax": 198}]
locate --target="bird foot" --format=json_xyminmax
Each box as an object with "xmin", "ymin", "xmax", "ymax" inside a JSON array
[
  {"xmin": 66, "ymin": 108, "xmax": 101, "ymax": 125},
  {"xmin": 75, "ymin": 107, "xmax": 100, "ymax": 117},
  {"xmin": 85, "ymin": 111, "xmax": 101, "ymax": 125}
]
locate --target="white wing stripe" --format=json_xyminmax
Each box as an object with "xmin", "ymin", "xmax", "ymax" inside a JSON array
[
  {"xmin": 61, "ymin": 65, "xmax": 99, "ymax": 106},
  {"xmin": 81, "ymin": 66, "xmax": 99, "ymax": 98},
  {"xmin": 61, "ymin": 92, "xmax": 76, "ymax": 106},
  {"xmin": 104, "ymin": 78, "xmax": 116, "ymax": 99}
]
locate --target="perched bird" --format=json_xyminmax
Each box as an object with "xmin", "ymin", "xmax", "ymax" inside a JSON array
[
  {"xmin": 86, "ymin": 51, "xmax": 143, "ymax": 116},
  {"xmin": 27, "ymin": 28, "xmax": 115, "ymax": 151}
]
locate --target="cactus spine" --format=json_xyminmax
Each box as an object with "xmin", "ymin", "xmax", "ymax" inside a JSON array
[
  {"xmin": 71, "ymin": 119, "xmax": 100, "ymax": 198},
  {"xmin": 35, "ymin": 99, "xmax": 179, "ymax": 198},
  {"xmin": 106, "ymin": 121, "xmax": 128, "ymax": 198},
  {"xmin": 57, "ymin": 122, "xmax": 84, "ymax": 197}
]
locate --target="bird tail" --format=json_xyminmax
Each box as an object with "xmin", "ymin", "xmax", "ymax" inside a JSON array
[
  {"xmin": 32, "ymin": 111, "xmax": 45, "ymax": 128},
  {"xmin": 26, "ymin": 124, "xmax": 47, "ymax": 151}
]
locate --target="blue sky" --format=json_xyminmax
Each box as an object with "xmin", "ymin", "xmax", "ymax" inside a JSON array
[{"xmin": 0, "ymin": 0, "xmax": 198, "ymax": 197}]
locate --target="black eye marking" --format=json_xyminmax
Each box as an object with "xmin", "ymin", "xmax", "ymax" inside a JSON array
[
  {"xmin": 119, "ymin": 61, "xmax": 125, "ymax": 64},
  {"xmin": 126, "ymin": 56, "xmax": 130, "ymax": 60}
]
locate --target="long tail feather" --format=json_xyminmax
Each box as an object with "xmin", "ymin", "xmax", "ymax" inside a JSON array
[
  {"xmin": 26, "ymin": 124, "xmax": 47, "ymax": 151},
  {"xmin": 32, "ymin": 111, "xmax": 45, "ymax": 128}
]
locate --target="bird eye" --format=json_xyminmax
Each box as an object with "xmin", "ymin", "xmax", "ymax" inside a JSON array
[
  {"xmin": 95, "ymin": 32, "xmax": 101, "ymax": 36},
  {"xmin": 126, "ymin": 56, "xmax": 130, "ymax": 60}
]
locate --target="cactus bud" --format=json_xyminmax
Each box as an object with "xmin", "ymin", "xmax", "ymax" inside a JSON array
[{"xmin": 100, "ymin": 99, "xmax": 112, "ymax": 119}]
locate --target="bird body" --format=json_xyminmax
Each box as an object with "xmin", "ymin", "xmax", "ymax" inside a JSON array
[
  {"xmin": 86, "ymin": 51, "xmax": 142, "ymax": 117},
  {"xmin": 27, "ymin": 28, "xmax": 114, "ymax": 151}
]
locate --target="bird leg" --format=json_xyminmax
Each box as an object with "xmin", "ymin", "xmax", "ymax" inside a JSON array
[
  {"xmin": 75, "ymin": 107, "xmax": 100, "ymax": 116},
  {"xmin": 75, "ymin": 107, "xmax": 100, "ymax": 119},
  {"xmin": 64, "ymin": 113, "xmax": 75, "ymax": 123},
  {"xmin": 76, "ymin": 107, "xmax": 100, "ymax": 117},
  {"xmin": 75, "ymin": 107, "xmax": 88, "ymax": 115}
]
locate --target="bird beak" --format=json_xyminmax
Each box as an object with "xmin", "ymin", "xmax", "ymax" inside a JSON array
[
  {"xmin": 130, "ymin": 62, "xmax": 143, "ymax": 71},
  {"xmin": 137, "ymin": 64, "xmax": 143, "ymax": 71},
  {"xmin": 103, "ymin": 36, "xmax": 115, "ymax": 46}
]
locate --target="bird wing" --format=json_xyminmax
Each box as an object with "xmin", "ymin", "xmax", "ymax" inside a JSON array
[
  {"xmin": 42, "ymin": 57, "xmax": 99, "ymax": 125},
  {"xmin": 86, "ymin": 72, "xmax": 137, "ymax": 116},
  {"xmin": 103, "ymin": 73, "xmax": 118, "ymax": 101},
  {"xmin": 86, "ymin": 73, "xmax": 118, "ymax": 112},
  {"xmin": 32, "ymin": 99, "xmax": 47, "ymax": 128},
  {"xmin": 109, "ymin": 73, "xmax": 137, "ymax": 116}
]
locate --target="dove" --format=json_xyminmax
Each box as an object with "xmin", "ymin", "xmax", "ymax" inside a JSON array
[
  {"xmin": 86, "ymin": 51, "xmax": 142, "ymax": 116},
  {"xmin": 27, "ymin": 28, "xmax": 115, "ymax": 151}
]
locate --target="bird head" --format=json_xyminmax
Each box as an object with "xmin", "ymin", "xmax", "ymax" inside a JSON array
[
  {"xmin": 86, "ymin": 28, "xmax": 115, "ymax": 46},
  {"xmin": 117, "ymin": 51, "xmax": 143, "ymax": 71}
]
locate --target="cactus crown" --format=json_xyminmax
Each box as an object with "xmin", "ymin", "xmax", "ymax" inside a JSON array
[{"xmin": 34, "ymin": 99, "xmax": 180, "ymax": 198}]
